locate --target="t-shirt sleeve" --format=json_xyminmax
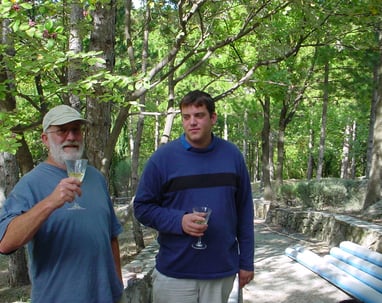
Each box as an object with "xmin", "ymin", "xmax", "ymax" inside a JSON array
[{"xmin": 0, "ymin": 182, "xmax": 31, "ymax": 247}]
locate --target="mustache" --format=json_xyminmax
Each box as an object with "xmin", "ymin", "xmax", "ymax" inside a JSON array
[{"xmin": 61, "ymin": 141, "xmax": 80, "ymax": 148}]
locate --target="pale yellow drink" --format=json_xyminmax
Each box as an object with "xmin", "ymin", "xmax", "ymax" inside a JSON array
[{"xmin": 68, "ymin": 172, "xmax": 85, "ymax": 182}]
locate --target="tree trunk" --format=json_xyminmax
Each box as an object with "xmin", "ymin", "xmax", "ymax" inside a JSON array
[
  {"xmin": 350, "ymin": 121, "xmax": 357, "ymax": 179},
  {"xmin": 15, "ymin": 136, "xmax": 34, "ymax": 174},
  {"xmin": 253, "ymin": 140, "xmax": 260, "ymax": 182},
  {"xmin": 0, "ymin": 153, "xmax": 18, "ymax": 208},
  {"xmin": 260, "ymin": 96, "xmax": 273, "ymax": 201},
  {"xmin": 316, "ymin": 60, "xmax": 329, "ymax": 180},
  {"xmin": 269, "ymin": 132, "xmax": 275, "ymax": 181},
  {"xmin": 130, "ymin": 112, "xmax": 146, "ymax": 252},
  {"xmin": 243, "ymin": 110, "xmax": 248, "ymax": 164},
  {"xmin": 0, "ymin": 152, "xmax": 30, "ymax": 287},
  {"xmin": 8, "ymin": 248, "xmax": 30, "ymax": 287},
  {"xmin": 130, "ymin": 1, "xmax": 152, "ymax": 252},
  {"xmin": 223, "ymin": 106, "xmax": 228, "ymax": 140},
  {"xmin": 160, "ymin": 65, "xmax": 177, "ymax": 146},
  {"xmin": 366, "ymin": 64, "xmax": 379, "ymax": 178},
  {"xmin": 364, "ymin": 26, "xmax": 382, "ymax": 210},
  {"xmin": 276, "ymin": 104, "xmax": 287, "ymax": 184},
  {"xmin": 85, "ymin": 0, "xmax": 115, "ymax": 177},
  {"xmin": 342, "ymin": 121, "xmax": 358, "ymax": 179},
  {"xmin": 275, "ymin": 128, "xmax": 285, "ymax": 184},
  {"xmin": 340, "ymin": 123, "xmax": 351, "ymax": 179},
  {"xmin": 306, "ymin": 126, "xmax": 314, "ymax": 180},
  {"xmin": 68, "ymin": 1, "xmax": 84, "ymax": 109}
]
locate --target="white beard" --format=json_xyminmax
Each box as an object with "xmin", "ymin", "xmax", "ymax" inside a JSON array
[{"xmin": 48, "ymin": 136, "xmax": 84, "ymax": 166}]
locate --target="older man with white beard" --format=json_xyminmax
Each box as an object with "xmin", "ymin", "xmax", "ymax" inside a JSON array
[{"xmin": 0, "ymin": 105, "xmax": 127, "ymax": 303}]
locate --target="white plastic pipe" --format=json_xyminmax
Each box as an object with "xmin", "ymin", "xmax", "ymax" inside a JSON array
[{"xmin": 285, "ymin": 245, "xmax": 382, "ymax": 303}]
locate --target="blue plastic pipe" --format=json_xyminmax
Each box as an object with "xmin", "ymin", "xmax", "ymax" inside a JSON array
[
  {"xmin": 340, "ymin": 241, "xmax": 382, "ymax": 267},
  {"xmin": 285, "ymin": 245, "xmax": 382, "ymax": 303},
  {"xmin": 324, "ymin": 254, "xmax": 382, "ymax": 293},
  {"xmin": 330, "ymin": 246, "xmax": 382, "ymax": 280}
]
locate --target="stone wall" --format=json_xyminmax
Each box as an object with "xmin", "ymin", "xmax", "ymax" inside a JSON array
[
  {"xmin": 121, "ymin": 242, "xmax": 158, "ymax": 303},
  {"xmin": 254, "ymin": 199, "xmax": 382, "ymax": 253}
]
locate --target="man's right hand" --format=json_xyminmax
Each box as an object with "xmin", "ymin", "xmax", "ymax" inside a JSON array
[{"xmin": 181, "ymin": 213, "xmax": 208, "ymax": 237}]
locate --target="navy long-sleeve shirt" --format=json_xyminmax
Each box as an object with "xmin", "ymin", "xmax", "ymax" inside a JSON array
[{"xmin": 134, "ymin": 134, "xmax": 255, "ymax": 279}]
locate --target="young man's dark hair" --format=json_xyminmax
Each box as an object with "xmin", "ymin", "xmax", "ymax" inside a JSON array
[{"xmin": 179, "ymin": 90, "xmax": 215, "ymax": 116}]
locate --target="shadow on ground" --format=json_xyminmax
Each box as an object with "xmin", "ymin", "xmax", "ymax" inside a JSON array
[{"xmin": 243, "ymin": 219, "xmax": 355, "ymax": 303}]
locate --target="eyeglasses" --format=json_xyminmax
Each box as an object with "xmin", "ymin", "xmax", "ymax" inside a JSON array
[{"xmin": 46, "ymin": 126, "xmax": 83, "ymax": 137}]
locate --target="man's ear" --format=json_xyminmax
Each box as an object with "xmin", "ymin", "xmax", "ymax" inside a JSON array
[
  {"xmin": 211, "ymin": 112, "xmax": 218, "ymax": 125},
  {"xmin": 41, "ymin": 133, "xmax": 49, "ymax": 149}
]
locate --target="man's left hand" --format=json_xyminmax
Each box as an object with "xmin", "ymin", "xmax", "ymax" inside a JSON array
[{"xmin": 239, "ymin": 269, "xmax": 254, "ymax": 288}]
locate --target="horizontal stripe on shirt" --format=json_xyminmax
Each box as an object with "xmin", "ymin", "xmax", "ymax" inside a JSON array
[{"xmin": 162, "ymin": 173, "xmax": 240, "ymax": 193}]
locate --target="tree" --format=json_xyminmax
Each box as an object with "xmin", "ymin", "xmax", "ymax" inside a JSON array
[
  {"xmin": 364, "ymin": 24, "xmax": 382, "ymax": 210},
  {"xmin": 260, "ymin": 95, "xmax": 272, "ymax": 201},
  {"xmin": 0, "ymin": 152, "xmax": 30, "ymax": 287},
  {"xmin": 67, "ymin": 1, "xmax": 84, "ymax": 109},
  {"xmin": 316, "ymin": 59, "xmax": 329, "ymax": 180},
  {"xmin": 85, "ymin": 1, "xmax": 116, "ymax": 177},
  {"xmin": 1, "ymin": 1, "xmax": 382, "ymax": 258},
  {"xmin": 275, "ymin": 48, "xmax": 318, "ymax": 183},
  {"xmin": 0, "ymin": 14, "xmax": 30, "ymax": 287}
]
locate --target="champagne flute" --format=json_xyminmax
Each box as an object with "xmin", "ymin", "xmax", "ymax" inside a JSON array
[
  {"xmin": 192, "ymin": 206, "xmax": 212, "ymax": 249},
  {"xmin": 65, "ymin": 159, "xmax": 88, "ymax": 210}
]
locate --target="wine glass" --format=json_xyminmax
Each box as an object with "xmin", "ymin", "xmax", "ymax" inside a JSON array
[
  {"xmin": 192, "ymin": 206, "xmax": 212, "ymax": 249},
  {"xmin": 65, "ymin": 159, "xmax": 88, "ymax": 210}
]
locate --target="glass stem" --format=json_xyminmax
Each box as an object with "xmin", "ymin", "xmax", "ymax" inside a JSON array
[{"xmin": 197, "ymin": 237, "xmax": 202, "ymax": 244}]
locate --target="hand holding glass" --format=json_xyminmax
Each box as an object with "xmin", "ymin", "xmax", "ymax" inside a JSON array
[
  {"xmin": 192, "ymin": 206, "xmax": 212, "ymax": 249},
  {"xmin": 65, "ymin": 159, "xmax": 88, "ymax": 210}
]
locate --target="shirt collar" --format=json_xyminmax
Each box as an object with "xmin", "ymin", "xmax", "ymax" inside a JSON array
[{"xmin": 180, "ymin": 133, "xmax": 216, "ymax": 152}]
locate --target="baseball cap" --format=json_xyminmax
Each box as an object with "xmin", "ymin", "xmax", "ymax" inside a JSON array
[{"xmin": 43, "ymin": 105, "xmax": 88, "ymax": 132}]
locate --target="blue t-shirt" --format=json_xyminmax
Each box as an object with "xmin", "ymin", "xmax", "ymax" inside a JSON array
[
  {"xmin": 134, "ymin": 134, "xmax": 255, "ymax": 279},
  {"xmin": 0, "ymin": 163, "xmax": 123, "ymax": 303}
]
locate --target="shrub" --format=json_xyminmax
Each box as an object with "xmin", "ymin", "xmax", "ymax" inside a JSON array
[
  {"xmin": 277, "ymin": 178, "xmax": 364, "ymax": 211},
  {"xmin": 276, "ymin": 182, "xmax": 300, "ymax": 206},
  {"xmin": 112, "ymin": 159, "xmax": 131, "ymax": 197}
]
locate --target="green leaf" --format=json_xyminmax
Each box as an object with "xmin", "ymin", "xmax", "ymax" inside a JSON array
[
  {"xmin": 25, "ymin": 27, "xmax": 36, "ymax": 37},
  {"xmin": 87, "ymin": 57, "xmax": 106, "ymax": 66},
  {"xmin": 20, "ymin": 3, "xmax": 33, "ymax": 10},
  {"xmin": 11, "ymin": 19, "xmax": 20, "ymax": 32},
  {"xmin": 55, "ymin": 26, "xmax": 65, "ymax": 34},
  {"xmin": 0, "ymin": 2, "xmax": 12, "ymax": 17},
  {"xmin": 46, "ymin": 39, "xmax": 55, "ymax": 50},
  {"xmin": 19, "ymin": 22, "xmax": 30, "ymax": 31},
  {"xmin": 44, "ymin": 19, "xmax": 54, "ymax": 31}
]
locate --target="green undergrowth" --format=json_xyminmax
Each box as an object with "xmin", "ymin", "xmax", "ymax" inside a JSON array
[{"xmin": 274, "ymin": 178, "xmax": 367, "ymax": 212}]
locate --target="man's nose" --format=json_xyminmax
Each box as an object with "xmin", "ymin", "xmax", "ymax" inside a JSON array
[
  {"xmin": 190, "ymin": 116, "xmax": 197, "ymax": 124},
  {"xmin": 66, "ymin": 129, "xmax": 78, "ymax": 139}
]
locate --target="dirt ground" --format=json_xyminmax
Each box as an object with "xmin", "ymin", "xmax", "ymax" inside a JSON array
[{"xmin": 243, "ymin": 219, "xmax": 358, "ymax": 303}]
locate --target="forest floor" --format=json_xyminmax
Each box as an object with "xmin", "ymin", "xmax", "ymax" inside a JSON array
[{"xmin": 0, "ymin": 202, "xmax": 380, "ymax": 303}]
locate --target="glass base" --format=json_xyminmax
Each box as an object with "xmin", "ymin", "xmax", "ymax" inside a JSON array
[
  {"xmin": 192, "ymin": 243, "xmax": 207, "ymax": 249},
  {"xmin": 67, "ymin": 203, "xmax": 85, "ymax": 210}
]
